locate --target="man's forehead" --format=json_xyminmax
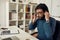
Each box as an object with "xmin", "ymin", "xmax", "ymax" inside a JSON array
[{"xmin": 36, "ymin": 9, "xmax": 43, "ymax": 12}]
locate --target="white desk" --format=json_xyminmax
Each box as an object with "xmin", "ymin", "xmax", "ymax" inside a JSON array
[{"xmin": 0, "ymin": 27, "xmax": 38, "ymax": 40}]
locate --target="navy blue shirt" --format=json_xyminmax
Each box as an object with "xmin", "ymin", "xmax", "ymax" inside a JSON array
[{"xmin": 29, "ymin": 17, "xmax": 56, "ymax": 40}]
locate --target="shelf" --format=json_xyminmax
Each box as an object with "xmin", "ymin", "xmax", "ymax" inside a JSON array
[
  {"xmin": 25, "ymin": 19, "xmax": 30, "ymax": 21},
  {"xmin": 25, "ymin": 29, "xmax": 29, "ymax": 33},
  {"xmin": 18, "ymin": 12, "xmax": 24, "ymax": 13},
  {"xmin": 9, "ymin": 3, "xmax": 17, "ymax": 13},
  {"xmin": 25, "ymin": 13, "xmax": 31, "ymax": 19},
  {"xmin": 18, "ymin": 13, "xmax": 24, "ymax": 20},
  {"xmin": 9, "ymin": 1, "xmax": 23, "ymax": 4},
  {"xmin": 9, "ymin": 12, "xmax": 17, "ymax": 20},
  {"xmin": 20, "ymin": 28, "xmax": 24, "ymax": 30},
  {"xmin": 18, "ymin": 25, "xmax": 24, "ymax": 28},
  {"xmin": 10, "ymin": 2, "xmax": 17, "ymax": 4},
  {"xmin": 9, "ymin": 21, "xmax": 16, "ymax": 26},
  {"xmin": 9, "ymin": 20, "xmax": 17, "ymax": 21},
  {"xmin": 18, "ymin": 0, "xmax": 23, "ymax": 3},
  {"xmin": 25, "ymin": 25, "xmax": 29, "ymax": 33},
  {"xmin": 18, "ymin": 19, "xmax": 24, "ymax": 21},
  {"xmin": 18, "ymin": 4, "xmax": 24, "ymax": 12},
  {"xmin": 25, "ymin": 5, "xmax": 30, "ymax": 12},
  {"xmin": 25, "ymin": 24, "xmax": 29, "ymax": 26},
  {"xmin": 18, "ymin": 3, "xmax": 24, "ymax": 5},
  {"xmin": 25, "ymin": 20, "xmax": 30, "ymax": 24},
  {"xmin": 9, "ymin": 1, "xmax": 37, "ymax": 33},
  {"xmin": 32, "ymin": 5, "xmax": 36, "ymax": 13},
  {"xmin": 26, "ymin": 12, "xmax": 30, "ymax": 13},
  {"xmin": 18, "ymin": 21, "xmax": 23, "ymax": 25},
  {"xmin": 9, "ymin": 0, "xmax": 17, "ymax": 3}
]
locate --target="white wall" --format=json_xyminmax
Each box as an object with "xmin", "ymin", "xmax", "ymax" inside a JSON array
[
  {"xmin": 0, "ymin": 0, "xmax": 9, "ymax": 28},
  {"xmin": 52, "ymin": 0, "xmax": 60, "ymax": 16},
  {"xmin": 51, "ymin": 0, "xmax": 60, "ymax": 20}
]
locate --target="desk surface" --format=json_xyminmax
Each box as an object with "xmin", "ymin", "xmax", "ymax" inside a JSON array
[{"xmin": 0, "ymin": 27, "xmax": 38, "ymax": 40}]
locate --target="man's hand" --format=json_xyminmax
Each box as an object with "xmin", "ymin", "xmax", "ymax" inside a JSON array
[
  {"xmin": 32, "ymin": 14, "xmax": 38, "ymax": 23},
  {"xmin": 44, "ymin": 11, "xmax": 50, "ymax": 21}
]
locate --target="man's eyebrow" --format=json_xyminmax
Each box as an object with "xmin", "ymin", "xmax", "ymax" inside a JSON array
[{"xmin": 36, "ymin": 12, "xmax": 43, "ymax": 13}]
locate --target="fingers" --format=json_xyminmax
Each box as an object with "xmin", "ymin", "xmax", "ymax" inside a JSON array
[
  {"xmin": 44, "ymin": 11, "xmax": 50, "ymax": 21},
  {"xmin": 44, "ymin": 11, "xmax": 50, "ymax": 17},
  {"xmin": 34, "ymin": 14, "xmax": 36, "ymax": 19},
  {"xmin": 36, "ymin": 14, "xmax": 38, "ymax": 19},
  {"xmin": 32, "ymin": 13, "xmax": 38, "ymax": 23}
]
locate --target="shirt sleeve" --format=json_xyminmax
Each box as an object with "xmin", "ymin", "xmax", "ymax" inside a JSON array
[{"xmin": 29, "ymin": 21, "xmax": 37, "ymax": 30}]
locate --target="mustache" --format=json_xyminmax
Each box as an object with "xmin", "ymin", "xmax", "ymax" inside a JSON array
[{"xmin": 37, "ymin": 15, "xmax": 45, "ymax": 20}]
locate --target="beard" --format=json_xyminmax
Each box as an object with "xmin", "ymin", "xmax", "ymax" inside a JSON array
[{"xmin": 38, "ymin": 15, "xmax": 45, "ymax": 20}]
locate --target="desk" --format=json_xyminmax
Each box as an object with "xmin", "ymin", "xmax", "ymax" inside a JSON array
[{"xmin": 0, "ymin": 26, "xmax": 38, "ymax": 40}]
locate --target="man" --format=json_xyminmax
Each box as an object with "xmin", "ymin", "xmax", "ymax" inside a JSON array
[{"xmin": 29, "ymin": 3, "xmax": 56, "ymax": 40}]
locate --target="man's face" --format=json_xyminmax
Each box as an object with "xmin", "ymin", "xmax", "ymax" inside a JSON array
[{"xmin": 35, "ymin": 9, "xmax": 44, "ymax": 19}]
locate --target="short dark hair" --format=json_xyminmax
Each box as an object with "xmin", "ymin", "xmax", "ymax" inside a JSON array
[{"xmin": 35, "ymin": 3, "xmax": 49, "ymax": 12}]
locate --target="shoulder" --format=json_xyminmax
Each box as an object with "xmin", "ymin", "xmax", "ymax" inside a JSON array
[
  {"xmin": 50, "ymin": 17, "xmax": 55, "ymax": 20},
  {"xmin": 50, "ymin": 17, "xmax": 56, "ymax": 21},
  {"xmin": 50, "ymin": 17, "xmax": 56, "ymax": 23}
]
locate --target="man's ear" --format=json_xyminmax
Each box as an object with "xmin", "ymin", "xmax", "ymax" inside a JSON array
[
  {"xmin": 44, "ymin": 11, "xmax": 49, "ymax": 14},
  {"xmin": 45, "ymin": 11, "xmax": 49, "ymax": 13}
]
